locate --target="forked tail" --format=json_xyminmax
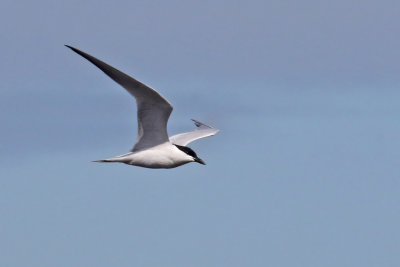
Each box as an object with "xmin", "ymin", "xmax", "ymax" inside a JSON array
[
  {"xmin": 92, "ymin": 159, "xmax": 112, "ymax": 163},
  {"xmin": 92, "ymin": 153, "xmax": 132, "ymax": 163}
]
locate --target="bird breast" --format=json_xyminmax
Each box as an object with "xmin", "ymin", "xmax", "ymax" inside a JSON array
[{"xmin": 126, "ymin": 143, "xmax": 194, "ymax": 169}]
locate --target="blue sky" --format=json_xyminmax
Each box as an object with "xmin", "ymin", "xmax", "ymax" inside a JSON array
[{"xmin": 1, "ymin": 0, "xmax": 400, "ymax": 266}]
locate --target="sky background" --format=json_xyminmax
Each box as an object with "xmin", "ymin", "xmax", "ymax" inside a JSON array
[{"xmin": 1, "ymin": 0, "xmax": 400, "ymax": 266}]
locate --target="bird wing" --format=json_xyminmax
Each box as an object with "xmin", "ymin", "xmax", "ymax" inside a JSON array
[
  {"xmin": 169, "ymin": 119, "xmax": 219, "ymax": 146},
  {"xmin": 66, "ymin": 45, "xmax": 173, "ymax": 151}
]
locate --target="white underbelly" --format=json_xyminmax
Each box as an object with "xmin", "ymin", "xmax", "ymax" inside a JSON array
[{"xmin": 124, "ymin": 144, "xmax": 192, "ymax": 169}]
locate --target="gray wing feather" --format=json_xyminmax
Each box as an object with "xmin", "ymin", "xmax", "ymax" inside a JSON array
[
  {"xmin": 169, "ymin": 119, "xmax": 219, "ymax": 146},
  {"xmin": 66, "ymin": 45, "xmax": 173, "ymax": 151}
]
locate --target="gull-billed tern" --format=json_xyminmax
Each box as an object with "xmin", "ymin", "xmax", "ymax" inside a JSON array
[{"xmin": 66, "ymin": 45, "xmax": 219, "ymax": 169}]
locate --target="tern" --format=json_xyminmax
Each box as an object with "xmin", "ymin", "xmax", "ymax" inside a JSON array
[{"xmin": 66, "ymin": 45, "xmax": 219, "ymax": 169}]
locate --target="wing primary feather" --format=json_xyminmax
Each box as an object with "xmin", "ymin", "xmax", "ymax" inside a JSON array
[
  {"xmin": 169, "ymin": 119, "xmax": 219, "ymax": 146},
  {"xmin": 65, "ymin": 45, "xmax": 172, "ymax": 107},
  {"xmin": 191, "ymin": 119, "xmax": 215, "ymax": 129},
  {"xmin": 66, "ymin": 45, "xmax": 173, "ymax": 150}
]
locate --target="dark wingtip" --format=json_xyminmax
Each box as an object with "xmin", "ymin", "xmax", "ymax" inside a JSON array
[
  {"xmin": 92, "ymin": 159, "xmax": 110, "ymax": 163},
  {"xmin": 191, "ymin": 119, "xmax": 205, "ymax": 128},
  {"xmin": 64, "ymin": 45, "xmax": 94, "ymax": 64},
  {"xmin": 191, "ymin": 119, "xmax": 215, "ymax": 129},
  {"xmin": 65, "ymin": 45, "xmax": 79, "ymax": 53}
]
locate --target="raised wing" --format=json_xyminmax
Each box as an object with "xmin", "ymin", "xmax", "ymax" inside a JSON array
[
  {"xmin": 169, "ymin": 119, "xmax": 219, "ymax": 146},
  {"xmin": 66, "ymin": 45, "xmax": 173, "ymax": 151}
]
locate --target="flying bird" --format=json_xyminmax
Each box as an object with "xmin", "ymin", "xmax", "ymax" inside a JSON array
[{"xmin": 66, "ymin": 45, "xmax": 219, "ymax": 169}]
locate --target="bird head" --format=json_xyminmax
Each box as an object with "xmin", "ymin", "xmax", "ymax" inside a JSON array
[{"xmin": 174, "ymin": 145, "xmax": 206, "ymax": 165}]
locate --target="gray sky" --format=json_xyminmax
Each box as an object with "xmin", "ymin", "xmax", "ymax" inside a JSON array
[{"xmin": 1, "ymin": 0, "xmax": 400, "ymax": 266}]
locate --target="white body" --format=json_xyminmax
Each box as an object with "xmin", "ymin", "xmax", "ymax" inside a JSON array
[
  {"xmin": 105, "ymin": 143, "xmax": 194, "ymax": 169},
  {"xmin": 66, "ymin": 45, "xmax": 219, "ymax": 169}
]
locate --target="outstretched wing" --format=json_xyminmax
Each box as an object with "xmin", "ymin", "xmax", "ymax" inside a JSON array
[
  {"xmin": 66, "ymin": 45, "xmax": 173, "ymax": 151},
  {"xmin": 169, "ymin": 119, "xmax": 219, "ymax": 146}
]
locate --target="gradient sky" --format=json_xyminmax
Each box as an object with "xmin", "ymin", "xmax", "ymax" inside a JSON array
[{"xmin": 1, "ymin": 0, "xmax": 400, "ymax": 266}]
